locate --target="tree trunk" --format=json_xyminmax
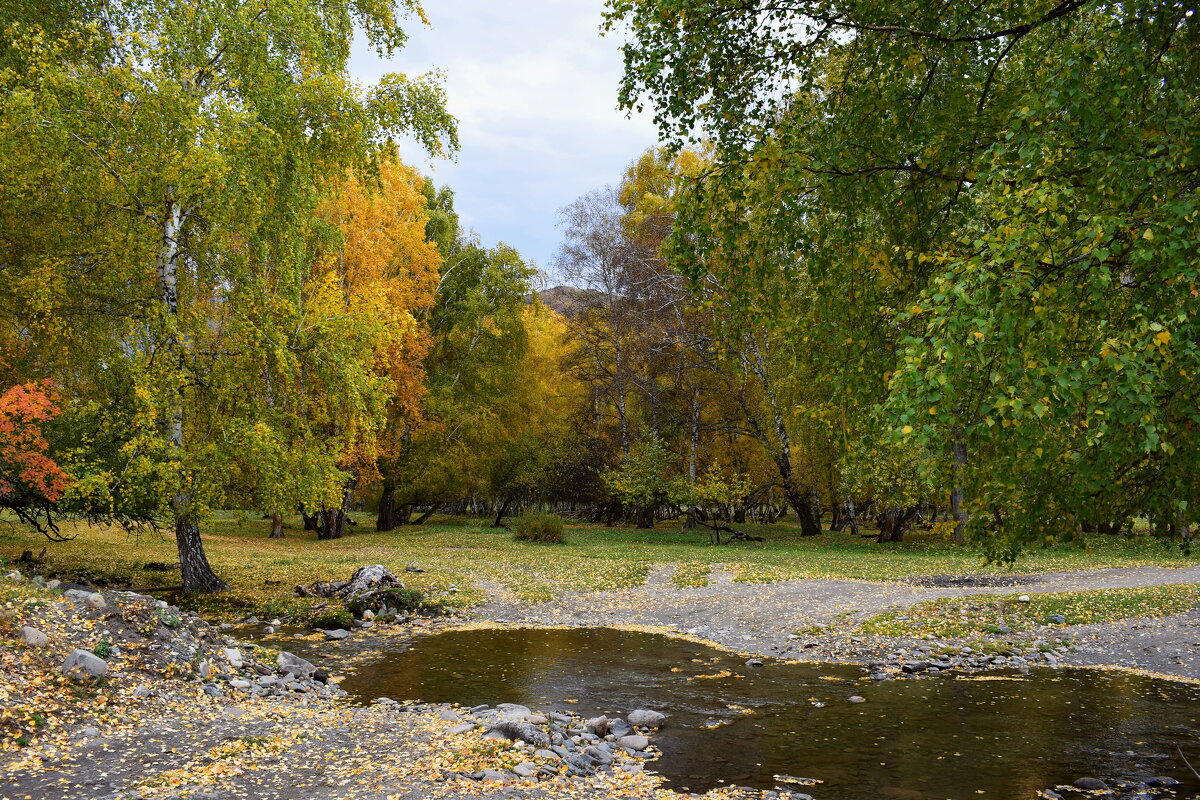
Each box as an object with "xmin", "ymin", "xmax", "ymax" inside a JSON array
[
  {"xmin": 176, "ymin": 515, "xmax": 226, "ymax": 591},
  {"xmin": 788, "ymin": 490, "xmax": 822, "ymax": 537},
  {"xmin": 950, "ymin": 433, "xmax": 968, "ymax": 544},
  {"xmin": 493, "ymin": 497, "xmax": 512, "ymax": 527},
  {"xmin": 635, "ymin": 505, "xmax": 655, "ymax": 529},
  {"xmin": 269, "ymin": 512, "xmax": 285, "ymax": 539},
  {"xmin": 376, "ymin": 481, "xmax": 397, "ymax": 532},
  {"xmin": 157, "ymin": 191, "xmax": 226, "ymax": 593},
  {"xmin": 316, "ymin": 477, "xmax": 356, "ymax": 540},
  {"xmin": 413, "ymin": 504, "xmax": 440, "ymax": 525}
]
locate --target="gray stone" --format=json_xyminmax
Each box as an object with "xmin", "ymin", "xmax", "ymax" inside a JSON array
[
  {"xmin": 487, "ymin": 721, "xmax": 551, "ymax": 748},
  {"xmin": 512, "ymin": 762, "xmax": 536, "ymax": 778},
  {"xmin": 565, "ymin": 754, "xmax": 598, "ymax": 774},
  {"xmin": 583, "ymin": 745, "xmax": 612, "ymax": 764},
  {"xmin": 745, "ymin": 658, "xmax": 765, "ymax": 667},
  {"xmin": 229, "ymin": 679, "xmax": 251, "ymax": 689},
  {"xmin": 133, "ymin": 686, "xmax": 152, "ymax": 699},
  {"xmin": 277, "ymin": 651, "xmax": 317, "ymax": 678},
  {"xmin": 617, "ymin": 734, "xmax": 649, "ymax": 751},
  {"xmin": 1146, "ymin": 777, "xmax": 1180, "ymax": 788},
  {"xmin": 534, "ymin": 749, "xmax": 559, "ymax": 761},
  {"xmin": 1047, "ymin": 613, "xmax": 1067, "ymax": 624},
  {"xmin": 1072, "ymin": 777, "xmax": 1109, "ymax": 791},
  {"xmin": 203, "ymin": 683, "xmax": 224, "ymax": 697},
  {"xmin": 480, "ymin": 770, "xmax": 510, "ymax": 782},
  {"xmin": 61, "ymin": 649, "xmax": 107, "ymax": 679},
  {"xmin": 901, "ymin": 660, "xmax": 930, "ymax": 674},
  {"xmin": 448, "ymin": 723, "xmax": 475, "ymax": 735},
  {"xmin": 626, "ymin": 709, "xmax": 665, "ymax": 729},
  {"xmin": 222, "ymin": 648, "xmax": 243, "ymax": 668},
  {"xmin": 46, "ymin": 579, "xmax": 61, "ymax": 590},
  {"xmin": 20, "ymin": 626, "xmax": 49, "ymax": 647},
  {"xmin": 80, "ymin": 726, "xmax": 100, "ymax": 738},
  {"xmin": 585, "ymin": 716, "xmax": 609, "ymax": 736},
  {"xmin": 84, "ymin": 592, "xmax": 107, "ymax": 609},
  {"xmin": 323, "ymin": 628, "xmax": 350, "ymax": 640},
  {"xmin": 848, "ymin": 695, "xmax": 866, "ymax": 704}
]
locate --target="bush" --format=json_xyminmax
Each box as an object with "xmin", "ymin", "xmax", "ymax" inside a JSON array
[{"xmin": 512, "ymin": 512, "xmax": 566, "ymax": 544}]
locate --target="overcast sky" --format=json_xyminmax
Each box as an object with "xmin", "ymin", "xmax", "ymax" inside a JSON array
[{"xmin": 348, "ymin": 1, "xmax": 659, "ymax": 282}]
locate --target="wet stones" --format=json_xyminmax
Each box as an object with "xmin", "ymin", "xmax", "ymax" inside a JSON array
[{"xmin": 627, "ymin": 708, "xmax": 666, "ymax": 729}]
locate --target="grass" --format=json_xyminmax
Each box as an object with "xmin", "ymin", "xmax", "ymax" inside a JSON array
[
  {"xmin": 858, "ymin": 583, "xmax": 1200, "ymax": 638},
  {"xmin": 0, "ymin": 513, "xmax": 1196, "ymax": 623}
]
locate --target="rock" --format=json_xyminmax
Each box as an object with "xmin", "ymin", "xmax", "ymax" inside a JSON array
[
  {"xmin": 746, "ymin": 658, "xmax": 765, "ymax": 667},
  {"xmin": 80, "ymin": 726, "xmax": 100, "ymax": 738},
  {"xmin": 565, "ymin": 754, "xmax": 598, "ymax": 774},
  {"xmin": 46, "ymin": 579, "xmax": 61, "ymax": 590},
  {"xmin": 1145, "ymin": 777, "xmax": 1179, "ymax": 788},
  {"xmin": 487, "ymin": 721, "xmax": 551, "ymax": 749},
  {"xmin": 84, "ymin": 592, "xmax": 107, "ymax": 609},
  {"xmin": 512, "ymin": 762, "xmax": 536, "ymax": 778},
  {"xmin": 448, "ymin": 723, "xmax": 475, "ymax": 735},
  {"xmin": 1047, "ymin": 613, "xmax": 1067, "ymax": 624},
  {"xmin": 277, "ymin": 651, "xmax": 318, "ymax": 678},
  {"xmin": 585, "ymin": 715, "xmax": 609, "ymax": 736},
  {"xmin": 627, "ymin": 709, "xmax": 665, "ymax": 729},
  {"xmin": 901, "ymin": 660, "xmax": 930, "ymax": 674},
  {"xmin": 362, "ymin": 609, "xmax": 375, "ymax": 620},
  {"xmin": 203, "ymin": 683, "xmax": 224, "ymax": 697},
  {"xmin": 1072, "ymin": 777, "xmax": 1109, "ymax": 791},
  {"xmin": 584, "ymin": 745, "xmax": 613, "ymax": 764},
  {"xmin": 133, "ymin": 686, "xmax": 152, "ymax": 699},
  {"xmin": 222, "ymin": 648, "xmax": 243, "ymax": 668},
  {"xmin": 20, "ymin": 626, "xmax": 49, "ymax": 647},
  {"xmin": 1018, "ymin": 595, "xmax": 1031, "ymax": 603},
  {"xmin": 323, "ymin": 628, "xmax": 350, "ymax": 640},
  {"xmin": 1040, "ymin": 791, "xmax": 1064, "ymax": 800},
  {"xmin": 229, "ymin": 679, "xmax": 251, "ymax": 689},
  {"xmin": 198, "ymin": 660, "xmax": 214, "ymax": 679},
  {"xmin": 609, "ymin": 718, "xmax": 632, "ymax": 736},
  {"xmin": 479, "ymin": 770, "xmax": 510, "ymax": 783},
  {"xmin": 4, "ymin": 570, "xmax": 22, "ymax": 580},
  {"xmin": 534, "ymin": 749, "xmax": 559, "ymax": 761},
  {"xmin": 617, "ymin": 734, "xmax": 650, "ymax": 751},
  {"xmin": 61, "ymin": 649, "xmax": 107, "ymax": 680},
  {"xmin": 848, "ymin": 695, "xmax": 866, "ymax": 704}
]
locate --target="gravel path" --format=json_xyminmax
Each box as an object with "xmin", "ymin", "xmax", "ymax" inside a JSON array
[{"xmin": 477, "ymin": 563, "xmax": 1200, "ymax": 679}]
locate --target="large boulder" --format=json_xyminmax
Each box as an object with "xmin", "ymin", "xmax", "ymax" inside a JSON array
[
  {"xmin": 276, "ymin": 651, "xmax": 317, "ymax": 678},
  {"xmin": 62, "ymin": 649, "xmax": 107, "ymax": 680},
  {"xmin": 617, "ymin": 734, "xmax": 649, "ymax": 751}
]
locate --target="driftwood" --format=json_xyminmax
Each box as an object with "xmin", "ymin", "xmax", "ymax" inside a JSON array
[{"xmin": 295, "ymin": 564, "xmax": 404, "ymax": 600}]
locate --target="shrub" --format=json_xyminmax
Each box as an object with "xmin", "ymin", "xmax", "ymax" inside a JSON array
[
  {"xmin": 512, "ymin": 512, "xmax": 566, "ymax": 544},
  {"xmin": 310, "ymin": 608, "xmax": 353, "ymax": 630}
]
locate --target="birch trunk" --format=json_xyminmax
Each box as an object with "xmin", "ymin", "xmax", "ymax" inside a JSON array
[{"xmin": 157, "ymin": 191, "xmax": 226, "ymax": 592}]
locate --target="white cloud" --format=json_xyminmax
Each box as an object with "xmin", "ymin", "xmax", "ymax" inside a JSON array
[{"xmin": 348, "ymin": 0, "xmax": 659, "ymax": 275}]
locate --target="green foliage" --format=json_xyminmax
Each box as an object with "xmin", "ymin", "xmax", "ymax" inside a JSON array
[
  {"xmin": 607, "ymin": 0, "xmax": 1200, "ymax": 555},
  {"xmin": 310, "ymin": 608, "xmax": 353, "ymax": 630},
  {"xmin": 512, "ymin": 512, "xmax": 566, "ymax": 544},
  {"xmin": 92, "ymin": 637, "xmax": 112, "ymax": 659},
  {"xmin": 604, "ymin": 437, "xmax": 678, "ymax": 510}
]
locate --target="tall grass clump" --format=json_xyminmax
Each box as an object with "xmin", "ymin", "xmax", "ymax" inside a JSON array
[{"xmin": 512, "ymin": 512, "xmax": 566, "ymax": 544}]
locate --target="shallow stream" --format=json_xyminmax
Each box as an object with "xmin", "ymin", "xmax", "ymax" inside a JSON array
[{"xmin": 315, "ymin": 627, "xmax": 1200, "ymax": 798}]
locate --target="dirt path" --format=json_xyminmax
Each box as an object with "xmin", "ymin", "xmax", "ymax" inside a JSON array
[{"xmin": 476, "ymin": 563, "xmax": 1200, "ymax": 679}]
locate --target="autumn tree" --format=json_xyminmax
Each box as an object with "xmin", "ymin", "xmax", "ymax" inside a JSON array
[{"xmin": 0, "ymin": 0, "xmax": 457, "ymax": 589}]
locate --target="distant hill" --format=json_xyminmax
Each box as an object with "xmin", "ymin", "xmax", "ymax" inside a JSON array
[{"xmin": 534, "ymin": 285, "xmax": 605, "ymax": 317}]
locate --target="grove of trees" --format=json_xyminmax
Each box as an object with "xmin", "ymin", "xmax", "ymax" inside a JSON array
[{"xmin": 3, "ymin": 0, "xmax": 1197, "ymax": 591}]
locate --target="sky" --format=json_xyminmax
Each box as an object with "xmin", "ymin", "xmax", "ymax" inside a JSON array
[{"xmin": 348, "ymin": 0, "xmax": 660, "ymax": 282}]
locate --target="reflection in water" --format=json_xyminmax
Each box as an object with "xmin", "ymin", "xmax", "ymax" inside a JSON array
[{"xmin": 334, "ymin": 627, "xmax": 1200, "ymax": 798}]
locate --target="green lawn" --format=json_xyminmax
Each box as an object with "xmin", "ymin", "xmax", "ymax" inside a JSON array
[{"xmin": 1, "ymin": 513, "xmax": 1195, "ymax": 622}]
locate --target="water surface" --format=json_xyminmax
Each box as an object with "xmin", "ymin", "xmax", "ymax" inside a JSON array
[{"xmin": 333, "ymin": 627, "xmax": 1200, "ymax": 798}]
